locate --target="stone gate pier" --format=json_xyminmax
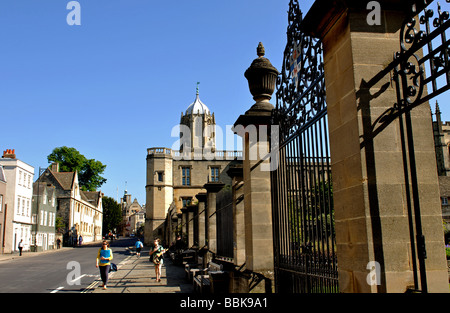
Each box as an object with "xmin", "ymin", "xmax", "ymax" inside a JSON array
[{"xmin": 302, "ymin": 0, "xmax": 449, "ymax": 292}]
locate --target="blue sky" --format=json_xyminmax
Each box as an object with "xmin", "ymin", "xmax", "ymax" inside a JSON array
[
  {"xmin": 1, "ymin": 0, "xmax": 449, "ymax": 206},
  {"xmin": 0, "ymin": 0, "xmax": 314, "ymax": 205}
]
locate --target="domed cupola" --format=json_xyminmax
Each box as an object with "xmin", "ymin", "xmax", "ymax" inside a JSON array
[
  {"xmin": 185, "ymin": 93, "xmax": 210, "ymax": 115},
  {"xmin": 179, "ymin": 83, "xmax": 216, "ymax": 152}
]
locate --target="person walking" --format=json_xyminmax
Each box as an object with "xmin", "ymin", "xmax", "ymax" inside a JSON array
[
  {"xmin": 18, "ymin": 240, "xmax": 24, "ymax": 256},
  {"xmin": 96, "ymin": 240, "xmax": 113, "ymax": 290},
  {"xmin": 135, "ymin": 238, "xmax": 143, "ymax": 258},
  {"xmin": 78, "ymin": 235, "xmax": 83, "ymax": 246},
  {"xmin": 149, "ymin": 238, "xmax": 166, "ymax": 282},
  {"xmin": 56, "ymin": 238, "xmax": 61, "ymax": 249}
]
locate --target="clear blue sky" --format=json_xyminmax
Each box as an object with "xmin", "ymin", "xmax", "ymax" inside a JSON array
[
  {"xmin": 1, "ymin": 0, "xmax": 448, "ymax": 206},
  {"xmin": 0, "ymin": 0, "xmax": 313, "ymax": 205}
]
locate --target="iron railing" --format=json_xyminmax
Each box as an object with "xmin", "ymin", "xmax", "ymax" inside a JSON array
[
  {"xmin": 391, "ymin": 0, "xmax": 450, "ymax": 293},
  {"xmin": 271, "ymin": 0, "xmax": 338, "ymax": 293}
]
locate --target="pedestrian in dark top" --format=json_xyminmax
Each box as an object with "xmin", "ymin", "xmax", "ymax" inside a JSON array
[
  {"xmin": 18, "ymin": 240, "xmax": 23, "ymax": 256},
  {"xmin": 149, "ymin": 238, "xmax": 167, "ymax": 282}
]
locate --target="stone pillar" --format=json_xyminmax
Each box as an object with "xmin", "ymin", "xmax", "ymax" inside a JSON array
[
  {"xmin": 227, "ymin": 165, "xmax": 246, "ymax": 266},
  {"xmin": 144, "ymin": 217, "xmax": 153, "ymax": 246},
  {"xmin": 193, "ymin": 204, "xmax": 199, "ymax": 247},
  {"xmin": 204, "ymin": 182, "xmax": 225, "ymax": 256},
  {"xmin": 187, "ymin": 204, "xmax": 196, "ymax": 248},
  {"xmin": 177, "ymin": 212, "xmax": 183, "ymax": 245},
  {"xmin": 233, "ymin": 43, "xmax": 278, "ymax": 292},
  {"xmin": 166, "ymin": 211, "xmax": 172, "ymax": 245},
  {"xmin": 196, "ymin": 193, "xmax": 207, "ymax": 248},
  {"xmin": 181, "ymin": 207, "xmax": 188, "ymax": 247},
  {"xmin": 303, "ymin": 0, "xmax": 449, "ymax": 293},
  {"xmin": 169, "ymin": 212, "xmax": 177, "ymax": 245}
]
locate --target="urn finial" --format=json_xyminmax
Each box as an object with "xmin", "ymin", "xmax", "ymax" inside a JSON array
[
  {"xmin": 257, "ymin": 42, "xmax": 265, "ymax": 57},
  {"xmin": 244, "ymin": 43, "xmax": 279, "ymax": 107}
]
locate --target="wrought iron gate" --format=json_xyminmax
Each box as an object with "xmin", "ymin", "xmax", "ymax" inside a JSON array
[
  {"xmin": 271, "ymin": 0, "xmax": 338, "ymax": 293},
  {"xmin": 390, "ymin": 0, "xmax": 450, "ymax": 293}
]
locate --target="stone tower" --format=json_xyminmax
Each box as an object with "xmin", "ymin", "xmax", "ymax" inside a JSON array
[
  {"xmin": 145, "ymin": 148, "xmax": 174, "ymax": 244},
  {"xmin": 145, "ymin": 87, "xmax": 217, "ymax": 245}
]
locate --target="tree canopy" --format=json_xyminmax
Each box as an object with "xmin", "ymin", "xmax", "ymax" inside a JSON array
[
  {"xmin": 47, "ymin": 146, "xmax": 107, "ymax": 191},
  {"xmin": 102, "ymin": 196, "xmax": 122, "ymax": 235}
]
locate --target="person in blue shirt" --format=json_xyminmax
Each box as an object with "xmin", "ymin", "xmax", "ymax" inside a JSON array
[{"xmin": 135, "ymin": 238, "xmax": 144, "ymax": 258}]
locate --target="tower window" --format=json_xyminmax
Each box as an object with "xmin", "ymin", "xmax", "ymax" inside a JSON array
[
  {"xmin": 210, "ymin": 167, "xmax": 219, "ymax": 182},
  {"xmin": 157, "ymin": 172, "xmax": 164, "ymax": 182},
  {"xmin": 182, "ymin": 167, "xmax": 191, "ymax": 186},
  {"xmin": 182, "ymin": 197, "xmax": 192, "ymax": 207}
]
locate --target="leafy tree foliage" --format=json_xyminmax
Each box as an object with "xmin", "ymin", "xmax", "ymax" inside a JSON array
[
  {"xmin": 102, "ymin": 196, "xmax": 122, "ymax": 235},
  {"xmin": 47, "ymin": 146, "xmax": 107, "ymax": 191}
]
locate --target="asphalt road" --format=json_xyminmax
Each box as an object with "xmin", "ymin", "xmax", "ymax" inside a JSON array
[{"xmin": 0, "ymin": 237, "xmax": 136, "ymax": 293}]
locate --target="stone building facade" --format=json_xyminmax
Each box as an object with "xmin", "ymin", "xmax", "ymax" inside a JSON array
[
  {"xmin": 37, "ymin": 164, "xmax": 103, "ymax": 246},
  {"xmin": 32, "ymin": 182, "xmax": 57, "ymax": 251},
  {"xmin": 432, "ymin": 102, "xmax": 450, "ymax": 238},
  {"xmin": 120, "ymin": 190, "xmax": 143, "ymax": 236},
  {"xmin": 0, "ymin": 165, "xmax": 9, "ymax": 254},
  {"xmin": 0, "ymin": 150, "xmax": 35, "ymax": 253},
  {"xmin": 145, "ymin": 90, "xmax": 242, "ymax": 245}
]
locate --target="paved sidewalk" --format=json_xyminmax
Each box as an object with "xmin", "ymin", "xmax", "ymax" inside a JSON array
[{"xmin": 87, "ymin": 251, "xmax": 194, "ymax": 293}]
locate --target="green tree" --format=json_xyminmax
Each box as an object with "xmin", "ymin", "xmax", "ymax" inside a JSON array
[
  {"xmin": 47, "ymin": 146, "xmax": 107, "ymax": 191},
  {"xmin": 55, "ymin": 216, "xmax": 66, "ymax": 234},
  {"xmin": 102, "ymin": 196, "xmax": 122, "ymax": 236}
]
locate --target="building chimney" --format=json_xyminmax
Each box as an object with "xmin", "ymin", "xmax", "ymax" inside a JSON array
[
  {"xmin": 2, "ymin": 149, "xmax": 16, "ymax": 159},
  {"xmin": 50, "ymin": 162, "xmax": 60, "ymax": 172}
]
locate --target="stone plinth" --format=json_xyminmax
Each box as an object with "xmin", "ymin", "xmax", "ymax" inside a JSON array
[
  {"xmin": 196, "ymin": 193, "xmax": 207, "ymax": 248},
  {"xmin": 204, "ymin": 182, "xmax": 225, "ymax": 254}
]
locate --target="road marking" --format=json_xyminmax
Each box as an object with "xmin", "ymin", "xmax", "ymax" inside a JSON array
[
  {"xmin": 82, "ymin": 280, "xmax": 100, "ymax": 293},
  {"xmin": 69, "ymin": 273, "xmax": 86, "ymax": 284},
  {"xmin": 50, "ymin": 286, "xmax": 64, "ymax": 293}
]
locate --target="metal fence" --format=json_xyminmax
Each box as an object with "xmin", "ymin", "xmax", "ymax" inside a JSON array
[{"xmin": 271, "ymin": 0, "xmax": 338, "ymax": 293}]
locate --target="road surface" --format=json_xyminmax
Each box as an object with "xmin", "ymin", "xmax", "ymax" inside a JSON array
[{"xmin": 0, "ymin": 237, "xmax": 136, "ymax": 293}]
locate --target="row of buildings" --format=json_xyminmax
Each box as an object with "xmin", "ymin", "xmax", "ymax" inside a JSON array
[
  {"xmin": 120, "ymin": 190, "xmax": 145, "ymax": 237},
  {"xmin": 0, "ymin": 151, "xmax": 104, "ymax": 254}
]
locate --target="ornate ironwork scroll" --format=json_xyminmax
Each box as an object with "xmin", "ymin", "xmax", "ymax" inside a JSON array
[
  {"xmin": 392, "ymin": 0, "xmax": 450, "ymax": 293},
  {"xmin": 271, "ymin": 0, "xmax": 337, "ymax": 293},
  {"xmin": 274, "ymin": 0, "xmax": 326, "ymax": 143},
  {"xmin": 393, "ymin": 0, "xmax": 450, "ymax": 108}
]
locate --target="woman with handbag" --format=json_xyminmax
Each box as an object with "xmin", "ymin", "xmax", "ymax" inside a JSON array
[
  {"xmin": 149, "ymin": 238, "xmax": 167, "ymax": 282},
  {"xmin": 96, "ymin": 240, "xmax": 113, "ymax": 289}
]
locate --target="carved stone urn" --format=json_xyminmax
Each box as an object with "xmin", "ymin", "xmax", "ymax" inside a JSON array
[{"xmin": 244, "ymin": 42, "xmax": 280, "ymax": 114}]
